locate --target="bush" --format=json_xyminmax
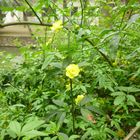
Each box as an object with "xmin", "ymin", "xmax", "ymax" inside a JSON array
[{"xmin": 0, "ymin": 0, "xmax": 140, "ymax": 139}]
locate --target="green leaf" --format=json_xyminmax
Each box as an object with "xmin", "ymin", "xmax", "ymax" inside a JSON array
[
  {"xmin": 80, "ymin": 85, "xmax": 87, "ymax": 93},
  {"xmin": 81, "ymin": 108, "xmax": 92, "ymax": 119},
  {"xmin": 57, "ymin": 112, "xmax": 66, "ymax": 129},
  {"xmin": 111, "ymin": 91, "xmax": 125, "ymax": 96},
  {"xmin": 0, "ymin": 129, "xmax": 6, "ymax": 140},
  {"xmin": 81, "ymin": 128, "xmax": 92, "ymax": 140},
  {"xmin": 117, "ymin": 86, "xmax": 140, "ymax": 93},
  {"xmin": 45, "ymin": 122, "xmax": 58, "ymax": 134},
  {"xmin": 52, "ymin": 99, "xmax": 64, "ymax": 107},
  {"xmin": 50, "ymin": 62, "xmax": 62, "ymax": 68},
  {"xmin": 51, "ymin": 136, "xmax": 58, "ymax": 140},
  {"xmin": 12, "ymin": 104, "xmax": 26, "ymax": 108},
  {"xmin": 23, "ymin": 130, "xmax": 47, "ymax": 138},
  {"xmin": 6, "ymin": 129, "xmax": 17, "ymax": 138},
  {"xmin": 43, "ymin": 137, "xmax": 52, "ymax": 140},
  {"xmin": 22, "ymin": 136, "xmax": 30, "ymax": 140},
  {"xmin": 41, "ymin": 55, "xmax": 54, "ymax": 70},
  {"xmin": 80, "ymin": 96, "xmax": 91, "ymax": 106},
  {"xmin": 69, "ymin": 135, "xmax": 80, "ymax": 140},
  {"xmin": 99, "ymin": 29, "xmax": 113, "ymax": 37},
  {"xmin": 105, "ymin": 128, "xmax": 117, "ymax": 137},
  {"xmin": 58, "ymin": 132, "xmax": 69, "ymax": 140},
  {"xmin": 85, "ymin": 106, "xmax": 105, "ymax": 115},
  {"xmin": 127, "ymin": 14, "xmax": 140, "ymax": 27},
  {"xmin": 8, "ymin": 121, "xmax": 21, "ymax": 137},
  {"xmin": 114, "ymin": 95, "xmax": 126, "ymax": 105},
  {"xmin": 22, "ymin": 120, "xmax": 44, "ymax": 133},
  {"xmin": 127, "ymin": 95, "xmax": 136, "ymax": 103}
]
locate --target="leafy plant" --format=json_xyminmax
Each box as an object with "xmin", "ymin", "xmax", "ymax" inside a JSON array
[{"xmin": 0, "ymin": 0, "xmax": 140, "ymax": 139}]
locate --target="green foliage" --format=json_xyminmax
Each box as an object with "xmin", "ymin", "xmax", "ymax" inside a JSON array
[
  {"xmin": 0, "ymin": 0, "xmax": 140, "ymax": 139},
  {"xmin": 7, "ymin": 118, "xmax": 47, "ymax": 139}
]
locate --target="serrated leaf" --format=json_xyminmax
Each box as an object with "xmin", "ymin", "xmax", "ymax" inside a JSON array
[
  {"xmin": 58, "ymin": 132, "xmax": 69, "ymax": 140},
  {"xmin": 50, "ymin": 62, "xmax": 62, "ymax": 68},
  {"xmin": 105, "ymin": 128, "xmax": 117, "ymax": 137},
  {"xmin": 6, "ymin": 129, "xmax": 17, "ymax": 138},
  {"xmin": 23, "ymin": 130, "xmax": 47, "ymax": 138},
  {"xmin": 85, "ymin": 106, "xmax": 105, "ymax": 115},
  {"xmin": 9, "ymin": 121, "xmax": 21, "ymax": 136},
  {"xmin": 41, "ymin": 55, "xmax": 54, "ymax": 70},
  {"xmin": 22, "ymin": 120, "xmax": 44, "ymax": 133},
  {"xmin": 57, "ymin": 112, "xmax": 66, "ymax": 129},
  {"xmin": 0, "ymin": 129, "xmax": 6, "ymax": 140},
  {"xmin": 51, "ymin": 136, "xmax": 58, "ymax": 140},
  {"xmin": 43, "ymin": 137, "xmax": 51, "ymax": 140},
  {"xmin": 52, "ymin": 99, "xmax": 64, "ymax": 107},
  {"xmin": 80, "ymin": 85, "xmax": 87, "ymax": 93},
  {"xmin": 127, "ymin": 95, "xmax": 136, "ymax": 103},
  {"xmin": 69, "ymin": 135, "xmax": 80, "ymax": 140},
  {"xmin": 127, "ymin": 14, "xmax": 140, "ymax": 27},
  {"xmin": 80, "ymin": 96, "xmax": 91, "ymax": 106},
  {"xmin": 117, "ymin": 86, "xmax": 140, "ymax": 93},
  {"xmin": 81, "ymin": 129, "xmax": 91, "ymax": 140},
  {"xmin": 114, "ymin": 95, "xmax": 126, "ymax": 105},
  {"xmin": 111, "ymin": 91, "xmax": 125, "ymax": 96}
]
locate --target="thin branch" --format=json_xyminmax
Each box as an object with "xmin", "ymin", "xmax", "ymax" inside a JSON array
[
  {"xmin": 80, "ymin": 0, "xmax": 84, "ymax": 26},
  {"xmin": 24, "ymin": 0, "xmax": 43, "ymax": 24},
  {"xmin": 85, "ymin": 38, "xmax": 113, "ymax": 67},
  {"xmin": 14, "ymin": 0, "xmax": 33, "ymax": 35},
  {"xmin": 49, "ymin": 5, "xmax": 58, "ymax": 20},
  {"xmin": 0, "ymin": 21, "xmax": 112, "ymax": 67},
  {"xmin": 51, "ymin": 0, "xmax": 75, "ymax": 25},
  {"xmin": 0, "ymin": 21, "xmax": 52, "ymax": 28},
  {"xmin": 63, "ymin": 0, "xmax": 67, "ymax": 23},
  {"xmin": 123, "ymin": 126, "xmax": 140, "ymax": 140}
]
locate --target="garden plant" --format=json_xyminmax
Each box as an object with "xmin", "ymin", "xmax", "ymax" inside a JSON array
[{"xmin": 0, "ymin": 0, "xmax": 140, "ymax": 139}]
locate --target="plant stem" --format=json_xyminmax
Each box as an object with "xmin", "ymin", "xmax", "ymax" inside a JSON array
[
  {"xmin": 24, "ymin": 0, "xmax": 43, "ymax": 24},
  {"xmin": 0, "ymin": 21, "xmax": 52, "ymax": 28},
  {"xmin": 123, "ymin": 126, "xmax": 140, "ymax": 140},
  {"xmin": 80, "ymin": 0, "xmax": 84, "ymax": 27},
  {"xmin": 70, "ymin": 79, "xmax": 75, "ymax": 133}
]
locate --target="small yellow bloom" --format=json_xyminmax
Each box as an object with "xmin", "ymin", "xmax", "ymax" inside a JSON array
[
  {"xmin": 51, "ymin": 20, "xmax": 63, "ymax": 32},
  {"xmin": 116, "ymin": 129, "xmax": 125, "ymax": 138},
  {"xmin": 112, "ymin": 61, "xmax": 117, "ymax": 66},
  {"xmin": 75, "ymin": 95, "xmax": 84, "ymax": 104},
  {"xmin": 112, "ymin": 59, "xmax": 118, "ymax": 66},
  {"xmin": 66, "ymin": 64, "xmax": 80, "ymax": 79}
]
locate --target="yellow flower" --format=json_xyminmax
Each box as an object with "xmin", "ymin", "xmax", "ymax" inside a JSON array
[
  {"xmin": 51, "ymin": 20, "xmax": 63, "ymax": 32},
  {"xmin": 75, "ymin": 95, "xmax": 84, "ymax": 104},
  {"xmin": 116, "ymin": 129, "xmax": 125, "ymax": 138},
  {"xmin": 112, "ymin": 61, "xmax": 117, "ymax": 66},
  {"xmin": 66, "ymin": 64, "xmax": 80, "ymax": 79},
  {"xmin": 112, "ymin": 59, "xmax": 118, "ymax": 66}
]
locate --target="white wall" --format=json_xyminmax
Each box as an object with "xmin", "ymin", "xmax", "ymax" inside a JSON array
[{"xmin": 4, "ymin": 11, "xmax": 23, "ymax": 23}]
